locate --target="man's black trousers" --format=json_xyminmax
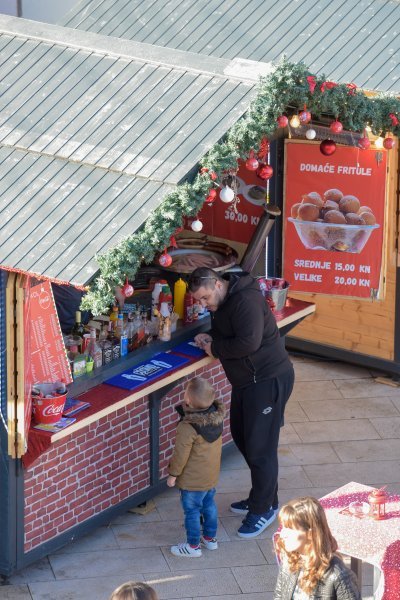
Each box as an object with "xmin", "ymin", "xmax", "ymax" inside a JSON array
[{"xmin": 230, "ymin": 367, "xmax": 295, "ymax": 514}]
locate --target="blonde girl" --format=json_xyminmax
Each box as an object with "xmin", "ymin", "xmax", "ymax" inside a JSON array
[
  {"xmin": 109, "ymin": 581, "xmax": 158, "ymax": 600},
  {"xmin": 274, "ymin": 497, "xmax": 361, "ymax": 600}
]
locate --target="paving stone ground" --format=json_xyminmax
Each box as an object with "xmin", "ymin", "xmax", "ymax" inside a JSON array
[{"xmin": 2, "ymin": 354, "xmax": 400, "ymax": 599}]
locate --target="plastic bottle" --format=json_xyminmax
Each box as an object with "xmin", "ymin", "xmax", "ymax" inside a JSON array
[
  {"xmin": 99, "ymin": 326, "xmax": 113, "ymax": 364},
  {"xmin": 98, "ymin": 324, "xmax": 108, "ymax": 343},
  {"xmin": 118, "ymin": 313, "xmax": 128, "ymax": 355},
  {"xmin": 183, "ymin": 292, "xmax": 194, "ymax": 324},
  {"xmin": 173, "ymin": 278, "xmax": 186, "ymax": 320},
  {"xmin": 158, "ymin": 301, "xmax": 171, "ymax": 341},
  {"xmin": 151, "ymin": 280, "xmax": 167, "ymax": 321},
  {"xmin": 126, "ymin": 313, "xmax": 135, "ymax": 352},
  {"xmin": 107, "ymin": 322, "xmax": 121, "ymax": 360},
  {"xmin": 133, "ymin": 311, "xmax": 145, "ymax": 348},
  {"xmin": 100, "ymin": 338, "xmax": 113, "ymax": 365},
  {"xmin": 120, "ymin": 330, "xmax": 129, "ymax": 356},
  {"xmin": 109, "ymin": 306, "xmax": 119, "ymax": 330},
  {"xmin": 159, "ymin": 286, "xmax": 173, "ymax": 314},
  {"xmin": 116, "ymin": 314, "xmax": 125, "ymax": 338},
  {"xmin": 84, "ymin": 328, "xmax": 103, "ymax": 368}
]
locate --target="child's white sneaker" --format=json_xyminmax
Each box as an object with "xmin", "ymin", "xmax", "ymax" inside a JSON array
[
  {"xmin": 170, "ymin": 542, "xmax": 202, "ymax": 557},
  {"xmin": 200, "ymin": 536, "xmax": 218, "ymax": 550}
]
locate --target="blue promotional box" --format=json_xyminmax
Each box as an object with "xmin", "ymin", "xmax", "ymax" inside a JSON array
[{"xmin": 104, "ymin": 352, "xmax": 190, "ymax": 391}]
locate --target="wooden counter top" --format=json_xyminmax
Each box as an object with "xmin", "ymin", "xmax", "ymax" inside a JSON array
[{"xmin": 28, "ymin": 298, "xmax": 315, "ymax": 445}]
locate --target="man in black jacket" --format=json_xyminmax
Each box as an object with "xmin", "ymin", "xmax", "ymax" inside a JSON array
[{"xmin": 189, "ymin": 267, "xmax": 294, "ymax": 539}]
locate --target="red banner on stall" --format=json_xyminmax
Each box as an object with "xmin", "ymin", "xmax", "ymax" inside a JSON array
[
  {"xmin": 197, "ymin": 160, "xmax": 265, "ymax": 243},
  {"xmin": 30, "ymin": 281, "xmax": 72, "ymax": 384},
  {"xmin": 283, "ymin": 142, "xmax": 386, "ymax": 298}
]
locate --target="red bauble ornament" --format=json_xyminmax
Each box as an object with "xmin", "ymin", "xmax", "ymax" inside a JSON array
[
  {"xmin": 330, "ymin": 119, "xmax": 343, "ymax": 133},
  {"xmin": 256, "ymin": 163, "xmax": 274, "ymax": 180},
  {"xmin": 358, "ymin": 135, "xmax": 370, "ymax": 150},
  {"xmin": 277, "ymin": 115, "xmax": 288, "ymax": 128},
  {"xmin": 205, "ymin": 188, "xmax": 217, "ymax": 203},
  {"xmin": 122, "ymin": 277, "xmax": 134, "ymax": 298},
  {"xmin": 320, "ymin": 139, "xmax": 336, "ymax": 156},
  {"xmin": 383, "ymin": 137, "xmax": 395, "ymax": 149},
  {"xmin": 159, "ymin": 251, "xmax": 172, "ymax": 268},
  {"xmin": 299, "ymin": 109, "xmax": 311, "ymax": 124},
  {"xmin": 245, "ymin": 155, "xmax": 259, "ymax": 171}
]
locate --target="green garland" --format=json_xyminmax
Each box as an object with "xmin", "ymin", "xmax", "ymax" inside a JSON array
[{"xmin": 81, "ymin": 58, "xmax": 400, "ymax": 315}]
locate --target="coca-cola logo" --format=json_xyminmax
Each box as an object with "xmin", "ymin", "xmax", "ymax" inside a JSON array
[
  {"xmin": 42, "ymin": 404, "xmax": 64, "ymax": 416},
  {"xmin": 38, "ymin": 290, "xmax": 51, "ymax": 310}
]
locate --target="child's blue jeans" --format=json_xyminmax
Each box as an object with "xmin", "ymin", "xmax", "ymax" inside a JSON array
[{"xmin": 180, "ymin": 488, "xmax": 218, "ymax": 546}]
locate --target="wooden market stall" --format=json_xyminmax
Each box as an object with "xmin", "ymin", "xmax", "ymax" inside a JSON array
[
  {"xmin": 2, "ymin": 1, "xmax": 399, "ymax": 577},
  {"xmin": 0, "ymin": 15, "xmax": 314, "ymax": 576}
]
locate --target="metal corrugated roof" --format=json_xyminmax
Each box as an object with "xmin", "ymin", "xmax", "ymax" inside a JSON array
[
  {"xmin": 61, "ymin": 0, "xmax": 400, "ymax": 94},
  {"xmin": 0, "ymin": 146, "xmax": 173, "ymax": 285},
  {"xmin": 0, "ymin": 15, "xmax": 269, "ymax": 285}
]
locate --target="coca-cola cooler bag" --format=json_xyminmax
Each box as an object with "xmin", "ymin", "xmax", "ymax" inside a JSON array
[{"xmin": 32, "ymin": 382, "xmax": 67, "ymax": 425}]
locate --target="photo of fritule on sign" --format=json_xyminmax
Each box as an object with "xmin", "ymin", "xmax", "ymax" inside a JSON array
[{"xmin": 283, "ymin": 141, "xmax": 386, "ymax": 299}]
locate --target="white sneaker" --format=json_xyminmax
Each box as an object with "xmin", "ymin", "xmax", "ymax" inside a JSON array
[
  {"xmin": 170, "ymin": 542, "xmax": 202, "ymax": 557},
  {"xmin": 200, "ymin": 536, "xmax": 218, "ymax": 550}
]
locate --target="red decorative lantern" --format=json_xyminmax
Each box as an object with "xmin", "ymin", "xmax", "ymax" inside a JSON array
[
  {"xmin": 358, "ymin": 131, "xmax": 371, "ymax": 150},
  {"xmin": 299, "ymin": 109, "xmax": 311, "ymax": 124},
  {"xmin": 159, "ymin": 250, "xmax": 172, "ymax": 268},
  {"xmin": 383, "ymin": 136, "xmax": 395, "ymax": 150},
  {"xmin": 330, "ymin": 119, "xmax": 343, "ymax": 134},
  {"xmin": 205, "ymin": 188, "xmax": 217, "ymax": 203},
  {"xmin": 277, "ymin": 115, "xmax": 288, "ymax": 128},
  {"xmin": 320, "ymin": 139, "xmax": 336, "ymax": 156},
  {"xmin": 256, "ymin": 163, "xmax": 274, "ymax": 180},
  {"xmin": 245, "ymin": 151, "xmax": 259, "ymax": 171},
  {"xmin": 122, "ymin": 277, "xmax": 134, "ymax": 298},
  {"xmin": 368, "ymin": 487, "xmax": 387, "ymax": 520}
]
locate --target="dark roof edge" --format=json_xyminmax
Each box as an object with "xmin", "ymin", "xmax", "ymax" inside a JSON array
[{"xmin": 0, "ymin": 14, "xmax": 273, "ymax": 83}]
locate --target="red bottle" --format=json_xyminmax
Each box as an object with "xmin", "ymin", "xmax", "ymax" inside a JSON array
[{"xmin": 183, "ymin": 292, "xmax": 194, "ymax": 324}]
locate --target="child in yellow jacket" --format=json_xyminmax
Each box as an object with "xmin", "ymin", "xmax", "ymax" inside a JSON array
[{"xmin": 167, "ymin": 376, "xmax": 225, "ymax": 557}]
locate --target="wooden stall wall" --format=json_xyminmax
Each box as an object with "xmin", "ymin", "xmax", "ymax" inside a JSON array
[
  {"xmin": 286, "ymin": 140, "xmax": 398, "ymax": 361},
  {"xmin": 24, "ymin": 361, "xmax": 232, "ymax": 554}
]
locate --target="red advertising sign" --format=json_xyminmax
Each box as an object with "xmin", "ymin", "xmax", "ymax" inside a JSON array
[
  {"xmin": 30, "ymin": 281, "xmax": 72, "ymax": 384},
  {"xmin": 283, "ymin": 142, "xmax": 386, "ymax": 298},
  {"xmin": 198, "ymin": 160, "xmax": 265, "ymax": 243}
]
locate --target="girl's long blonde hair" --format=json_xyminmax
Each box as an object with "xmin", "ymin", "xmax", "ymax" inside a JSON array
[
  {"xmin": 109, "ymin": 581, "xmax": 158, "ymax": 600},
  {"xmin": 276, "ymin": 497, "xmax": 338, "ymax": 595}
]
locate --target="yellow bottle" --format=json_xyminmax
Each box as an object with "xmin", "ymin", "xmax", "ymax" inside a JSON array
[
  {"xmin": 109, "ymin": 306, "xmax": 119, "ymax": 330},
  {"xmin": 173, "ymin": 278, "xmax": 186, "ymax": 320}
]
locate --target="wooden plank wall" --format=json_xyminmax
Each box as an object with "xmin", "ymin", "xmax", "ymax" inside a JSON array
[
  {"xmin": 287, "ymin": 140, "xmax": 399, "ymax": 361},
  {"xmin": 5, "ymin": 272, "xmax": 26, "ymax": 458}
]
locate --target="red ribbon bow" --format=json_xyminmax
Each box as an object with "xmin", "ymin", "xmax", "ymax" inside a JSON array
[
  {"xmin": 389, "ymin": 113, "xmax": 399, "ymax": 126},
  {"xmin": 169, "ymin": 236, "xmax": 178, "ymax": 249},
  {"xmin": 200, "ymin": 166, "xmax": 217, "ymax": 180},
  {"xmin": 346, "ymin": 83, "xmax": 357, "ymax": 95},
  {"xmin": 306, "ymin": 76, "xmax": 317, "ymax": 94},
  {"xmin": 320, "ymin": 81, "xmax": 338, "ymax": 93}
]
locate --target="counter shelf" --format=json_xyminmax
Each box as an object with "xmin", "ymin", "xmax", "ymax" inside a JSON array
[{"xmin": 25, "ymin": 298, "xmax": 315, "ymax": 454}]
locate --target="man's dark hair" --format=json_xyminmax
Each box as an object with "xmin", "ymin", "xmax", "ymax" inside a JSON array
[{"xmin": 188, "ymin": 267, "xmax": 224, "ymax": 292}]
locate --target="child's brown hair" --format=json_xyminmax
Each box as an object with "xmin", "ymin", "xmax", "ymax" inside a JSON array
[
  {"xmin": 186, "ymin": 376, "xmax": 215, "ymax": 409},
  {"xmin": 109, "ymin": 581, "xmax": 158, "ymax": 600}
]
